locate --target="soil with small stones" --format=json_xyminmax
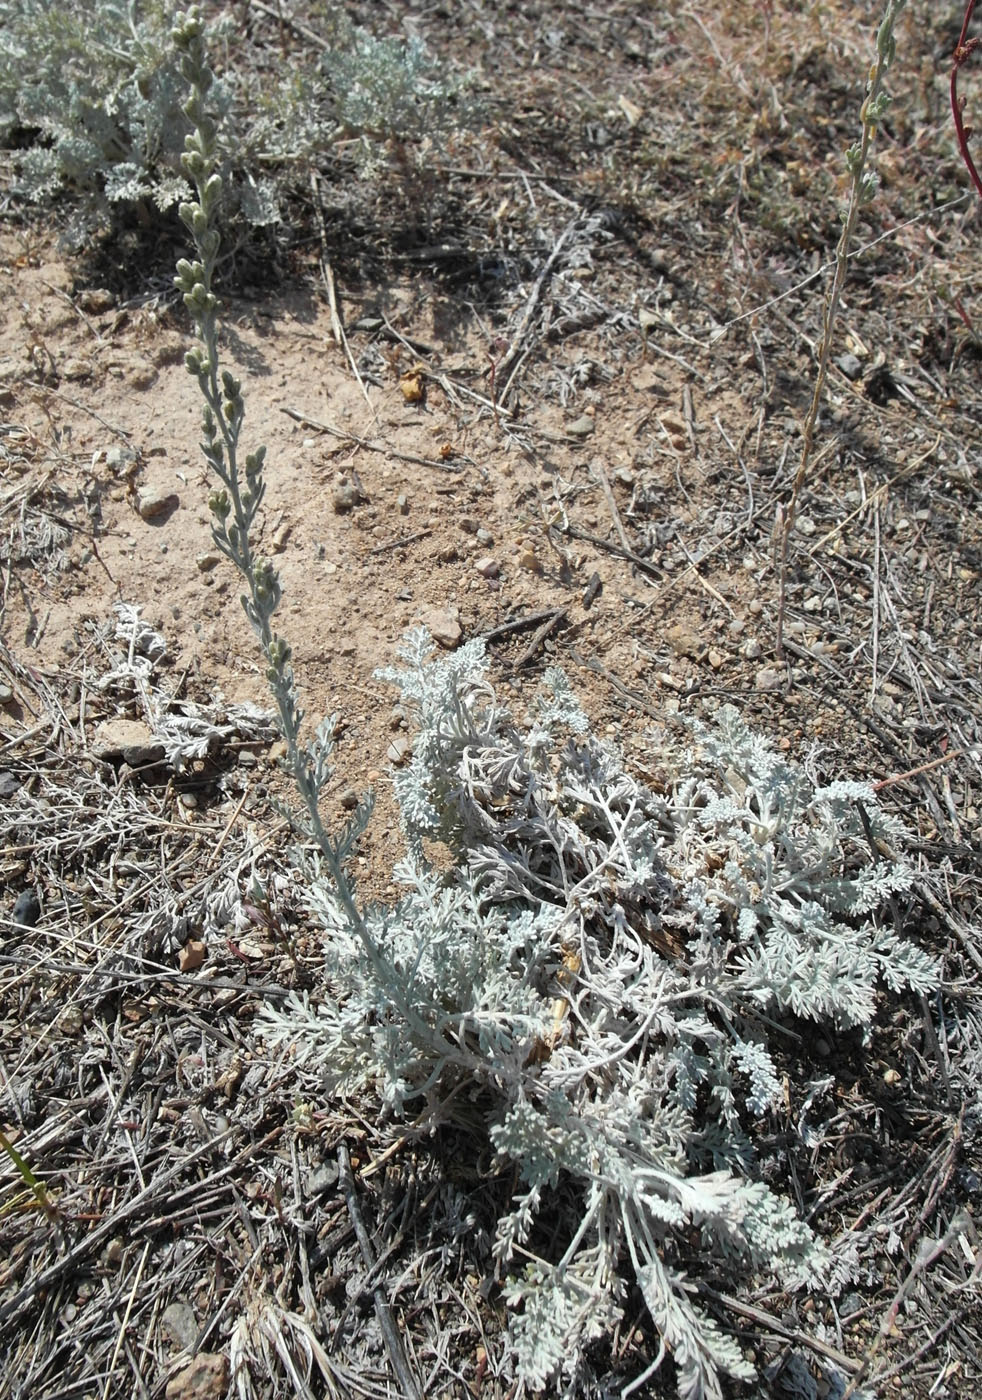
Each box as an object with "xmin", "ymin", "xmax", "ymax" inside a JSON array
[{"xmin": 2, "ymin": 3, "xmax": 981, "ymax": 1399}]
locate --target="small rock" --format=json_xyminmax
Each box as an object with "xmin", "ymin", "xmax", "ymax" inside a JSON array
[
  {"xmin": 307, "ymin": 1162, "xmax": 340, "ymax": 1194},
  {"xmin": 12, "ymin": 890, "xmax": 41, "ymax": 928},
  {"xmin": 459, "ymin": 518, "xmax": 479, "ymax": 535},
  {"xmin": 566, "ymin": 414, "xmax": 595, "ymax": 438},
  {"xmin": 474, "ymin": 556, "xmax": 500, "ymax": 579},
  {"xmin": 339, "ymin": 788, "xmax": 359, "ymax": 810},
  {"xmin": 476, "ymin": 527, "xmax": 494, "ymax": 545},
  {"xmin": 518, "ymin": 549, "xmax": 542, "ymax": 574},
  {"xmin": 742, "ymin": 639, "xmax": 762, "ymax": 660},
  {"xmin": 165, "ymin": 1352, "xmax": 228, "ymax": 1400},
  {"xmin": 196, "ymin": 552, "xmax": 221, "ymax": 573},
  {"xmin": 795, "ymin": 516, "xmax": 816, "ymax": 536},
  {"xmin": 91, "ymin": 718, "xmax": 164, "ymax": 767},
  {"xmin": 57, "ymin": 1005, "xmax": 83, "ymax": 1036},
  {"xmin": 707, "ymin": 649, "xmax": 724, "ymax": 670},
  {"xmin": 332, "ymin": 479, "xmax": 360, "ymax": 513},
  {"xmin": 397, "ymin": 493, "xmax": 410, "ymax": 516},
  {"xmin": 835, "ymin": 352, "xmax": 863, "ymax": 380},
  {"xmin": 161, "ymin": 1301, "xmax": 198, "ymax": 1351},
  {"xmin": 754, "ymin": 665, "xmax": 783, "ymax": 692},
  {"xmin": 387, "ymin": 735, "xmax": 411, "ymax": 765},
  {"xmin": 61, "ymin": 356, "xmax": 93, "ymax": 381},
  {"xmin": 665, "ymin": 623, "xmax": 705, "ymax": 660},
  {"xmin": 135, "ymin": 487, "xmax": 179, "ymax": 521},
  {"xmin": 271, "ymin": 522, "xmax": 292, "ymax": 553},
  {"xmin": 106, "ymin": 445, "xmax": 139, "ymax": 477},
  {"xmin": 178, "ymin": 940, "xmax": 206, "ymax": 973},
  {"xmin": 77, "ymin": 288, "xmax": 114, "ymax": 314},
  {"xmin": 418, "ymin": 604, "xmax": 461, "ymax": 649},
  {"xmin": 268, "ymin": 740, "xmax": 288, "ymax": 764},
  {"xmin": 0, "ymin": 682, "xmax": 13, "ymax": 705}
]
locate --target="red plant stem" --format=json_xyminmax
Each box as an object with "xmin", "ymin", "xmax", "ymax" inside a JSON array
[{"xmin": 951, "ymin": 0, "xmax": 982, "ymax": 198}]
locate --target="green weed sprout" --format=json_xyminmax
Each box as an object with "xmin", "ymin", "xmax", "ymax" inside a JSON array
[
  {"xmin": 0, "ymin": 1126, "xmax": 59, "ymax": 1224},
  {"xmin": 776, "ymin": 0, "xmax": 907, "ymax": 655}
]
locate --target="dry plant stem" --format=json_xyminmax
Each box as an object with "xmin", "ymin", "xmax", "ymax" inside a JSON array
[
  {"xmin": 337, "ymin": 1143, "xmax": 423, "ymax": 1400},
  {"xmin": 776, "ymin": 0, "xmax": 906, "ymax": 657},
  {"xmin": 951, "ymin": 1, "xmax": 982, "ymax": 198}
]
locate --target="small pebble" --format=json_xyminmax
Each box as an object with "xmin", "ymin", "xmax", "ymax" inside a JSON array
[
  {"xmin": 12, "ymin": 890, "xmax": 41, "ymax": 928},
  {"xmin": 135, "ymin": 487, "xmax": 179, "ymax": 521},
  {"xmin": 566, "ymin": 414, "xmax": 595, "ymax": 438},
  {"xmin": 178, "ymin": 940, "xmax": 206, "ymax": 973},
  {"xmin": 77, "ymin": 288, "xmax": 114, "ymax": 313},
  {"xmin": 474, "ymin": 556, "xmax": 500, "ymax": 579},
  {"xmin": 332, "ymin": 480, "xmax": 359, "ymax": 513},
  {"xmin": 754, "ymin": 665, "xmax": 783, "ymax": 691},
  {"xmin": 61, "ymin": 356, "xmax": 93, "ymax": 381},
  {"xmin": 387, "ymin": 735, "xmax": 411, "ymax": 765}
]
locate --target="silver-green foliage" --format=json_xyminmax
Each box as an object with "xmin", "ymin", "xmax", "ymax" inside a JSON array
[
  {"xmin": 261, "ymin": 630, "xmax": 939, "ymax": 1398},
  {"xmin": 0, "ymin": 0, "xmax": 198, "ymax": 223},
  {"xmin": 172, "ymin": 11, "xmax": 937, "ymax": 1397},
  {"xmin": 1, "ymin": 0, "xmax": 472, "ymax": 236}
]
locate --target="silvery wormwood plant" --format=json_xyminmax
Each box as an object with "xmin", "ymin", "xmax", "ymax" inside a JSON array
[
  {"xmin": 1, "ymin": 0, "xmax": 475, "ymax": 242},
  {"xmin": 172, "ymin": 12, "xmax": 939, "ymax": 1398}
]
